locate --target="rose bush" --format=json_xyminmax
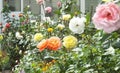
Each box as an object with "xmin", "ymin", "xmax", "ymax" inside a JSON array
[{"xmin": 1, "ymin": 0, "xmax": 120, "ymax": 73}]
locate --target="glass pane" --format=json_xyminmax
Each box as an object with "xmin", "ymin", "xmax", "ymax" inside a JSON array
[
  {"xmin": 23, "ymin": 0, "xmax": 40, "ymax": 15},
  {"xmin": 45, "ymin": 0, "xmax": 60, "ymax": 17},
  {"xmin": 3, "ymin": 0, "xmax": 21, "ymax": 11}
]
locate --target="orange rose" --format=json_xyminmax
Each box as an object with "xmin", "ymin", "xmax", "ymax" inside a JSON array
[
  {"xmin": 47, "ymin": 37, "xmax": 61, "ymax": 51},
  {"xmin": 37, "ymin": 39, "xmax": 48, "ymax": 52}
]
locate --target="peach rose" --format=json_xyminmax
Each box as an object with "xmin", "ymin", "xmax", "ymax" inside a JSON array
[
  {"xmin": 47, "ymin": 37, "xmax": 61, "ymax": 51},
  {"xmin": 92, "ymin": 3, "xmax": 120, "ymax": 33},
  {"xmin": 2, "ymin": 27, "xmax": 6, "ymax": 32},
  {"xmin": 37, "ymin": 39, "xmax": 48, "ymax": 52}
]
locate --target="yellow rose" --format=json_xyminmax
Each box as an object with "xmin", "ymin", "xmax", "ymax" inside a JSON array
[
  {"xmin": 0, "ymin": 35, "xmax": 3, "ymax": 41},
  {"xmin": 62, "ymin": 14, "xmax": 71, "ymax": 21},
  {"xmin": 63, "ymin": 35, "xmax": 77, "ymax": 49},
  {"xmin": 34, "ymin": 33, "xmax": 43, "ymax": 42},
  {"xmin": 47, "ymin": 28, "xmax": 53, "ymax": 32}
]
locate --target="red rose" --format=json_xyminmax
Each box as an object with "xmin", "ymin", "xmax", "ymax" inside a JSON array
[{"xmin": 5, "ymin": 23, "xmax": 10, "ymax": 28}]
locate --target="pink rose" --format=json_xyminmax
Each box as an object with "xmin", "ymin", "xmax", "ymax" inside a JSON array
[
  {"xmin": 36, "ymin": 0, "xmax": 44, "ymax": 5},
  {"xmin": 57, "ymin": 1, "xmax": 61, "ymax": 7},
  {"xmin": 92, "ymin": 3, "xmax": 120, "ymax": 33},
  {"xmin": 45, "ymin": 7, "xmax": 52, "ymax": 13}
]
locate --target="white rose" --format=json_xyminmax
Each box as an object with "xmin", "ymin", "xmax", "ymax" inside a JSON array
[
  {"xmin": 56, "ymin": 24, "xmax": 65, "ymax": 30},
  {"xmin": 42, "ymin": 17, "xmax": 51, "ymax": 23},
  {"xmin": 69, "ymin": 17, "xmax": 86, "ymax": 34},
  {"xmin": 15, "ymin": 32, "xmax": 23, "ymax": 40}
]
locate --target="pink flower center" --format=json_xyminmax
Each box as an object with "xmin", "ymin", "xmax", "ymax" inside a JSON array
[{"xmin": 106, "ymin": 12, "xmax": 112, "ymax": 20}]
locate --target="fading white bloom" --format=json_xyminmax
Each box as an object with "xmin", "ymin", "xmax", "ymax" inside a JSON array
[
  {"xmin": 19, "ymin": 50, "xmax": 22, "ymax": 54},
  {"xmin": 30, "ymin": 20, "xmax": 36, "ymax": 23},
  {"xmin": 42, "ymin": 17, "xmax": 51, "ymax": 23},
  {"xmin": 56, "ymin": 24, "xmax": 65, "ymax": 30},
  {"xmin": 104, "ymin": 46, "xmax": 115, "ymax": 55},
  {"xmin": 15, "ymin": 32, "xmax": 23, "ymax": 40},
  {"xmin": 69, "ymin": 17, "xmax": 86, "ymax": 34}
]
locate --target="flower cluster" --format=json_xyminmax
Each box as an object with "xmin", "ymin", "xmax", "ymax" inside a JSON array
[{"xmin": 37, "ymin": 37, "xmax": 61, "ymax": 52}]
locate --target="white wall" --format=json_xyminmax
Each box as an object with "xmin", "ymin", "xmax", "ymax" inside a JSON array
[{"xmin": 0, "ymin": 0, "xmax": 3, "ymax": 23}]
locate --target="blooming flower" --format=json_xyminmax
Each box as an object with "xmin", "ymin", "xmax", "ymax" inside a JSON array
[
  {"xmin": 37, "ymin": 39, "xmax": 48, "ymax": 52},
  {"xmin": 63, "ymin": 35, "xmax": 78, "ymax": 49},
  {"xmin": 15, "ymin": 32, "xmax": 23, "ymax": 40},
  {"xmin": 47, "ymin": 28, "xmax": 53, "ymax": 32},
  {"xmin": 45, "ymin": 7, "xmax": 52, "ymax": 13},
  {"xmin": 57, "ymin": 1, "xmax": 61, "ymax": 7},
  {"xmin": 37, "ymin": 37, "xmax": 61, "ymax": 51},
  {"xmin": 34, "ymin": 33, "xmax": 43, "ymax": 42},
  {"xmin": 62, "ymin": 14, "xmax": 71, "ymax": 21},
  {"xmin": 0, "ymin": 35, "xmax": 3, "ymax": 41},
  {"xmin": 36, "ymin": 0, "xmax": 44, "ymax": 5},
  {"xmin": 5, "ymin": 23, "xmax": 10, "ymax": 28},
  {"xmin": 69, "ymin": 17, "xmax": 85, "ymax": 34},
  {"xmin": 92, "ymin": 3, "xmax": 120, "ymax": 33},
  {"xmin": 47, "ymin": 37, "xmax": 61, "ymax": 51},
  {"xmin": 56, "ymin": 24, "xmax": 65, "ymax": 30}
]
